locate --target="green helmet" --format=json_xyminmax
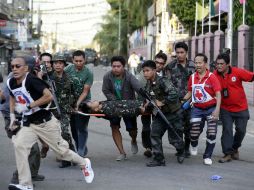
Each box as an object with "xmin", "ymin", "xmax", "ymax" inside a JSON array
[{"xmin": 52, "ymin": 55, "xmax": 66, "ymax": 64}]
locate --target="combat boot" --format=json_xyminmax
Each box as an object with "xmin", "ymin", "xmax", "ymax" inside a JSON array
[
  {"xmin": 146, "ymin": 159, "xmax": 165, "ymax": 167},
  {"xmin": 218, "ymin": 154, "xmax": 232, "ymax": 163},
  {"xmin": 10, "ymin": 171, "xmax": 19, "ymax": 184},
  {"xmin": 59, "ymin": 160, "xmax": 72, "ymax": 168}
]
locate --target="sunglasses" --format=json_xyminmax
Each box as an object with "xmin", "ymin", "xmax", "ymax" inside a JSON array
[{"xmin": 11, "ymin": 64, "xmax": 26, "ymax": 70}]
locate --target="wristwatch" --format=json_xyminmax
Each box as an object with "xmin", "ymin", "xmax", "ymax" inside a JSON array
[{"xmin": 26, "ymin": 104, "xmax": 32, "ymax": 110}]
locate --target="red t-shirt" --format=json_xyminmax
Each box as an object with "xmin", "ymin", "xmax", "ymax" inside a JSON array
[
  {"xmin": 214, "ymin": 67, "xmax": 254, "ymax": 112},
  {"xmin": 188, "ymin": 70, "xmax": 221, "ymax": 109}
]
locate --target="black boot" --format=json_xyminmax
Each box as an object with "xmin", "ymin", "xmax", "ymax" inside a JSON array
[
  {"xmin": 59, "ymin": 160, "xmax": 72, "ymax": 168},
  {"xmin": 146, "ymin": 159, "xmax": 165, "ymax": 167},
  {"xmin": 176, "ymin": 149, "xmax": 185, "ymax": 164},
  {"xmin": 32, "ymin": 174, "xmax": 45, "ymax": 181},
  {"xmin": 10, "ymin": 170, "xmax": 19, "ymax": 184},
  {"xmin": 184, "ymin": 138, "xmax": 191, "ymax": 158}
]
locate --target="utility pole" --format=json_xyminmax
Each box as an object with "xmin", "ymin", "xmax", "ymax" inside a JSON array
[
  {"xmin": 118, "ymin": 0, "xmax": 121, "ymax": 55},
  {"xmin": 127, "ymin": 0, "xmax": 130, "ymax": 57},
  {"xmin": 226, "ymin": 0, "xmax": 233, "ymax": 52},
  {"xmin": 54, "ymin": 21, "xmax": 58, "ymax": 53}
]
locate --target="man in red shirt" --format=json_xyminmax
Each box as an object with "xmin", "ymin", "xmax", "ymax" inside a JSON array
[
  {"xmin": 214, "ymin": 53, "xmax": 254, "ymax": 163},
  {"xmin": 184, "ymin": 53, "xmax": 221, "ymax": 165}
]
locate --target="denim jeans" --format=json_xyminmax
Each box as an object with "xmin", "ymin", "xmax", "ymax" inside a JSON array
[
  {"xmin": 190, "ymin": 106, "xmax": 218, "ymax": 159},
  {"xmin": 70, "ymin": 114, "xmax": 90, "ymax": 157}
]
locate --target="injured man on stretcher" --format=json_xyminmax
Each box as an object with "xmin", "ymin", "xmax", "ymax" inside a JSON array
[{"xmin": 79, "ymin": 99, "xmax": 150, "ymax": 117}]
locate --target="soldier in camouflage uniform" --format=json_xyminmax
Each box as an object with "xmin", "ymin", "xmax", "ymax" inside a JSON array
[
  {"xmin": 142, "ymin": 60, "xmax": 185, "ymax": 167},
  {"xmin": 51, "ymin": 55, "xmax": 76, "ymax": 168},
  {"xmin": 164, "ymin": 42, "xmax": 195, "ymax": 157},
  {"xmin": 83, "ymin": 99, "xmax": 145, "ymax": 117}
]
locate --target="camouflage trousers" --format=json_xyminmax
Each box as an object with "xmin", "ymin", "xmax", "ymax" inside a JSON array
[
  {"xmin": 151, "ymin": 112, "xmax": 184, "ymax": 161},
  {"xmin": 59, "ymin": 114, "xmax": 75, "ymax": 151}
]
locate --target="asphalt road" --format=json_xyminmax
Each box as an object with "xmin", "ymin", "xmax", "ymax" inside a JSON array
[{"xmin": 0, "ymin": 64, "xmax": 254, "ymax": 190}]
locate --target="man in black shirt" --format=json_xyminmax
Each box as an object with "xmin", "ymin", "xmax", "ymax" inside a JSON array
[{"xmin": 7, "ymin": 57, "xmax": 94, "ymax": 190}]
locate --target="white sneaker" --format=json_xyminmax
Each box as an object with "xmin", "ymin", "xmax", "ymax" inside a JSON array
[
  {"xmin": 116, "ymin": 154, "xmax": 127, "ymax": 161},
  {"xmin": 8, "ymin": 184, "xmax": 33, "ymax": 190},
  {"xmin": 81, "ymin": 158, "xmax": 94, "ymax": 183},
  {"xmin": 190, "ymin": 145, "xmax": 198, "ymax": 156},
  {"xmin": 131, "ymin": 142, "xmax": 138, "ymax": 154},
  {"xmin": 204, "ymin": 158, "xmax": 213, "ymax": 165}
]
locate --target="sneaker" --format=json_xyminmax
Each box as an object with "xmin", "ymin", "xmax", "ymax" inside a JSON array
[
  {"xmin": 232, "ymin": 150, "xmax": 239, "ymax": 160},
  {"xmin": 115, "ymin": 154, "xmax": 127, "ymax": 161},
  {"xmin": 190, "ymin": 145, "xmax": 198, "ymax": 156},
  {"xmin": 146, "ymin": 159, "xmax": 166, "ymax": 167},
  {"xmin": 8, "ymin": 184, "xmax": 33, "ymax": 190},
  {"xmin": 81, "ymin": 158, "xmax": 94, "ymax": 183},
  {"xmin": 131, "ymin": 142, "xmax": 138, "ymax": 154},
  {"xmin": 143, "ymin": 148, "xmax": 152, "ymax": 158},
  {"xmin": 218, "ymin": 154, "xmax": 232, "ymax": 163},
  {"xmin": 203, "ymin": 158, "xmax": 213, "ymax": 165},
  {"xmin": 32, "ymin": 174, "xmax": 45, "ymax": 181}
]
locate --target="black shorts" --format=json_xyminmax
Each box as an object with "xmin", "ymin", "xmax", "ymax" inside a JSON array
[{"xmin": 110, "ymin": 116, "xmax": 137, "ymax": 132}]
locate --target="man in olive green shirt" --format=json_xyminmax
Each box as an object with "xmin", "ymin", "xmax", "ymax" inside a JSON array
[{"xmin": 65, "ymin": 50, "xmax": 93, "ymax": 157}]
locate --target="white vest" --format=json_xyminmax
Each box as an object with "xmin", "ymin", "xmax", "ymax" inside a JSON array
[
  {"xmin": 7, "ymin": 73, "xmax": 41, "ymax": 115},
  {"xmin": 191, "ymin": 73, "xmax": 213, "ymax": 104}
]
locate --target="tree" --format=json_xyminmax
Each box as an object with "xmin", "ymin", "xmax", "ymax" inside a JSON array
[
  {"xmin": 93, "ymin": 0, "xmax": 153, "ymax": 57},
  {"xmin": 168, "ymin": 0, "xmax": 254, "ymax": 35},
  {"xmin": 233, "ymin": 1, "xmax": 254, "ymax": 30}
]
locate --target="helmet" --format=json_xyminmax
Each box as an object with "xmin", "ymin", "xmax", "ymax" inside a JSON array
[{"xmin": 52, "ymin": 55, "xmax": 66, "ymax": 65}]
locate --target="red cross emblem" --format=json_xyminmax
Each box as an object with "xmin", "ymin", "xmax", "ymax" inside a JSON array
[
  {"xmin": 17, "ymin": 96, "xmax": 26, "ymax": 104},
  {"xmin": 195, "ymin": 89, "xmax": 203, "ymax": 100}
]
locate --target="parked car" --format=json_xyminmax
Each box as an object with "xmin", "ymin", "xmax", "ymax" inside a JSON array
[{"xmin": 84, "ymin": 49, "xmax": 98, "ymax": 65}]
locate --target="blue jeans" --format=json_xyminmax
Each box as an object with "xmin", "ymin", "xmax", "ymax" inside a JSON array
[
  {"xmin": 70, "ymin": 114, "xmax": 90, "ymax": 157},
  {"xmin": 190, "ymin": 106, "xmax": 218, "ymax": 159}
]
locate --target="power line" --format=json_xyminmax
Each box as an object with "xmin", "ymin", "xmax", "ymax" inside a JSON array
[
  {"xmin": 39, "ymin": 1, "xmax": 106, "ymax": 12},
  {"xmin": 42, "ymin": 16, "xmax": 102, "ymax": 25}
]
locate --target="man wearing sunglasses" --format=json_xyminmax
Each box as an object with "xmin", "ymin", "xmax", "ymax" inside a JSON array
[
  {"xmin": 2, "ymin": 56, "xmax": 45, "ymax": 186},
  {"xmin": 7, "ymin": 57, "xmax": 94, "ymax": 190}
]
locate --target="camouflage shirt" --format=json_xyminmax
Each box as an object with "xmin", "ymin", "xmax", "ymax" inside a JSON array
[
  {"xmin": 164, "ymin": 59, "xmax": 195, "ymax": 99},
  {"xmin": 144, "ymin": 74, "xmax": 180, "ymax": 113},
  {"xmin": 51, "ymin": 71, "xmax": 75, "ymax": 116},
  {"xmin": 99, "ymin": 100, "xmax": 143, "ymax": 117}
]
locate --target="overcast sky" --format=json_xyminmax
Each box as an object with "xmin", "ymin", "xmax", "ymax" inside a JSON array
[{"xmin": 34, "ymin": 0, "xmax": 110, "ymax": 47}]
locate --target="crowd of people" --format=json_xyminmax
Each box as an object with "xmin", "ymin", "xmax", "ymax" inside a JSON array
[{"xmin": 0, "ymin": 43, "xmax": 253, "ymax": 190}]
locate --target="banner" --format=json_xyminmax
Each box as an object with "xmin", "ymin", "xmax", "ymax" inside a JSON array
[
  {"xmin": 220, "ymin": 0, "xmax": 229, "ymax": 12},
  {"xmin": 197, "ymin": 3, "xmax": 209, "ymax": 21},
  {"xmin": 239, "ymin": 0, "xmax": 246, "ymax": 4}
]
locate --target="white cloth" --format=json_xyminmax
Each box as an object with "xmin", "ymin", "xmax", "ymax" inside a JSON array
[
  {"xmin": 128, "ymin": 54, "xmax": 140, "ymax": 68},
  {"xmin": 191, "ymin": 73, "xmax": 213, "ymax": 104},
  {"xmin": 15, "ymin": 103, "xmax": 29, "ymax": 114},
  {"xmin": 7, "ymin": 73, "xmax": 40, "ymax": 116}
]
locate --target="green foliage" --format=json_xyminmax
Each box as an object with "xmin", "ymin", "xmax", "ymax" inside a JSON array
[
  {"xmin": 169, "ymin": 0, "xmax": 254, "ymax": 35},
  {"xmin": 233, "ymin": 1, "xmax": 254, "ymax": 30},
  {"xmin": 93, "ymin": 0, "xmax": 153, "ymax": 57}
]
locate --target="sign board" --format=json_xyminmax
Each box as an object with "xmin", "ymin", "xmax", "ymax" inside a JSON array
[
  {"xmin": 18, "ymin": 19, "xmax": 28, "ymax": 42},
  {"xmin": 0, "ymin": 20, "xmax": 7, "ymax": 27},
  {"xmin": 0, "ymin": 20, "xmax": 18, "ymax": 35}
]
